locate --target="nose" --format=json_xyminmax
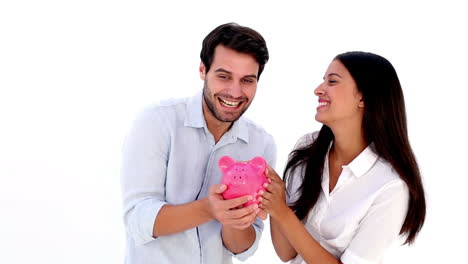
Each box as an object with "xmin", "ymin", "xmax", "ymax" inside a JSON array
[
  {"xmin": 314, "ymin": 83, "xmax": 325, "ymax": 96},
  {"xmin": 227, "ymin": 81, "xmax": 244, "ymax": 98}
]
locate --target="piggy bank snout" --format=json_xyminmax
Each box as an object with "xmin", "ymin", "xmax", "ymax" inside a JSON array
[{"xmin": 228, "ymin": 171, "xmax": 247, "ymax": 184}]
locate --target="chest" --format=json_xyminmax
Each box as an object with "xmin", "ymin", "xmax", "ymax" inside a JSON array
[
  {"xmin": 304, "ymin": 178, "xmax": 375, "ymax": 254},
  {"xmin": 164, "ymin": 129, "xmax": 266, "ymax": 204}
]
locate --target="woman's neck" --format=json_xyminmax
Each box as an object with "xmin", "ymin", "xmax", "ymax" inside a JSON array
[{"xmin": 329, "ymin": 123, "xmax": 367, "ymax": 165}]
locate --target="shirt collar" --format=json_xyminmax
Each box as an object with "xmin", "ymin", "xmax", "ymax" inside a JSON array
[
  {"xmin": 228, "ymin": 116, "xmax": 249, "ymax": 143},
  {"xmin": 326, "ymin": 142, "xmax": 379, "ymax": 178},
  {"xmin": 184, "ymin": 90, "xmax": 205, "ymax": 128},
  {"xmin": 345, "ymin": 144, "xmax": 379, "ymax": 178},
  {"xmin": 184, "ymin": 90, "xmax": 249, "ymax": 143}
]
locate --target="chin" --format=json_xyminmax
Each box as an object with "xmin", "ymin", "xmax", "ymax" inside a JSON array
[
  {"xmin": 315, "ymin": 116, "xmax": 332, "ymax": 127},
  {"xmin": 217, "ymin": 112, "xmax": 242, "ymax": 123},
  {"xmin": 315, "ymin": 114, "xmax": 324, "ymax": 123}
]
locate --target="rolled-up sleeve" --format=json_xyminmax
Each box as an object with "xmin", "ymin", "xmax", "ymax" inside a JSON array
[
  {"xmin": 341, "ymin": 180, "xmax": 409, "ymax": 264},
  {"xmin": 120, "ymin": 107, "xmax": 170, "ymax": 245},
  {"xmin": 231, "ymin": 219, "xmax": 264, "ymax": 261}
]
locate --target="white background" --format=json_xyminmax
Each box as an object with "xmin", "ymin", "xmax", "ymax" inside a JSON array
[{"xmin": 1, "ymin": 0, "xmax": 467, "ymax": 263}]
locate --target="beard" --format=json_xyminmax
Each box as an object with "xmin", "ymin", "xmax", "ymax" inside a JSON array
[{"xmin": 202, "ymin": 80, "xmax": 249, "ymax": 123}]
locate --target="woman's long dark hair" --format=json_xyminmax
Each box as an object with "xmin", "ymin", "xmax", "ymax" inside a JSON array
[{"xmin": 284, "ymin": 51, "xmax": 425, "ymax": 244}]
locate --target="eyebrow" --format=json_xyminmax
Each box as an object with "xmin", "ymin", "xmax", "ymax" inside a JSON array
[
  {"xmin": 326, "ymin": 73, "xmax": 342, "ymax": 78},
  {"xmin": 214, "ymin": 68, "xmax": 232, "ymax": 75},
  {"xmin": 214, "ymin": 68, "xmax": 257, "ymax": 79}
]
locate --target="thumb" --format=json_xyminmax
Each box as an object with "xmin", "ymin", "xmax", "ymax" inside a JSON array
[{"xmin": 210, "ymin": 184, "xmax": 227, "ymax": 195}]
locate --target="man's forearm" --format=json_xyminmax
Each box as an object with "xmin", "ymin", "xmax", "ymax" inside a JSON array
[
  {"xmin": 153, "ymin": 198, "xmax": 212, "ymax": 237},
  {"xmin": 221, "ymin": 225, "xmax": 256, "ymax": 254}
]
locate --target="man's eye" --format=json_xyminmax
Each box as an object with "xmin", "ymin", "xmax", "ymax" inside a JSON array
[
  {"xmin": 218, "ymin": 75, "xmax": 229, "ymax": 80},
  {"xmin": 243, "ymin": 79, "xmax": 254, "ymax": 83}
]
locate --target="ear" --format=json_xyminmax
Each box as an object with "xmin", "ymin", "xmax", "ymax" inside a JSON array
[
  {"xmin": 249, "ymin": 157, "xmax": 266, "ymax": 174},
  {"xmin": 358, "ymin": 94, "xmax": 365, "ymax": 108},
  {"xmin": 199, "ymin": 62, "xmax": 206, "ymax": 81},
  {"xmin": 219, "ymin": 156, "xmax": 236, "ymax": 173}
]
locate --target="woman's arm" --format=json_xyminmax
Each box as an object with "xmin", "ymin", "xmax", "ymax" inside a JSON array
[
  {"xmin": 270, "ymin": 216, "xmax": 297, "ymax": 261},
  {"xmin": 272, "ymin": 206, "xmax": 342, "ymax": 264},
  {"xmin": 260, "ymin": 166, "xmax": 342, "ymax": 264}
]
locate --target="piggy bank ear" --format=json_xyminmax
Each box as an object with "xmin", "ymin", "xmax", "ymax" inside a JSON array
[
  {"xmin": 249, "ymin": 157, "xmax": 266, "ymax": 174},
  {"xmin": 219, "ymin": 156, "xmax": 236, "ymax": 173}
]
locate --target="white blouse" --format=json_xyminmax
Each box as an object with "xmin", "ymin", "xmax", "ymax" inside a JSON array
[{"xmin": 287, "ymin": 133, "xmax": 409, "ymax": 264}]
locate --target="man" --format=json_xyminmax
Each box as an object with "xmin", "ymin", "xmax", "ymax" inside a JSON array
[{"xmin": 121, "ymin": 23, "xmax": 276, "ymax": 264}]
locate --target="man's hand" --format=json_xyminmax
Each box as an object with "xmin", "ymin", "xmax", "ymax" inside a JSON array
[{"xmin": 208, "ymin": 184, "xmax": 259, "ymax": 229}]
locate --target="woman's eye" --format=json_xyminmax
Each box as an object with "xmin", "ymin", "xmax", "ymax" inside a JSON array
[{"xmin": 328, "ymin": 79, "xmax": 337, "ymax": 84}]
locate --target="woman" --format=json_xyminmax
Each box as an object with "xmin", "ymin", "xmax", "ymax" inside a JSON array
[{"xmin": 259, "ymin": 51, "xmax": 426, "ymax": 264}]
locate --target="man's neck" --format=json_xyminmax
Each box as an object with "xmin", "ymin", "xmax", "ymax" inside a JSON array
[{"xmin": 202, "ymin": 101, "xmax": 232, "ymax": 144}]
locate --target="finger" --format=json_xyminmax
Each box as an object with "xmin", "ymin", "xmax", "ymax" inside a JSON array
[
  {"xmin": 258, "ymin": 198, "xmax": 269, "ymax": 211},
  {"xmin": 260, "ymin": 190, "xmax": 274, "ymax": 201},
  {"xmin": 227, "ymin": 203, "xmax": 258, "ymax": 219},
  {"xmin": 231, "ymin": 210, "xmax": 257, "ymax": 229},
  {"xmin": 233, "ymin": 221, "xmax": 253, "ymax": 230},
  {"xmin": 209, "ymin": 184, "xmax": 227, "ymax": 195},
  {"xmin": 265, "ymin": 165, "xmax": 282, "ymax": 182},
  {"xmin": 256, "ymin": 209, "xmax": 267, "ymax": 220},
  {"xmin": 223, "ymin": 209, "xmax": 256, "ymax": 229},
  {"xmin": 263, "ymin": 182, "xmax": 273, "ymax": 192},
  {"xmin": 237, "ymin": 217, "xmax": 257, "ymax": 229},
  {"xmin": 224, "ymin": 194, "xmax": 253, "ymax": 209},
  {"xmin": 264, "ymin": 181, "xmax": 281, "ymax": 194}
]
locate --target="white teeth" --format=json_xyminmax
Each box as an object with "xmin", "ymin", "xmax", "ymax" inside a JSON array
[
  {"xmin": 220, "ymin": 98, "xmax": 240, "ymax": 107},
  {"xmin": 319, "ymin": 102, "xmax": 329, "ymax": 106}
]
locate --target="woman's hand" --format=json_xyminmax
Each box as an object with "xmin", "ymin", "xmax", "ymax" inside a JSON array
[{"xmin": 259, "ymin": 165, "xmax": 290, "ymax": 219}]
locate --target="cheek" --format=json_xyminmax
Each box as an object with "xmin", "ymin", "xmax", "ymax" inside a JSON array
[
  {"xmin": 207, "ymin": 79, "xmax": 226, "ymax": 94},
  {"xmin": 243, "ymin": 86, "xmax": 257, "ymax": 99}
]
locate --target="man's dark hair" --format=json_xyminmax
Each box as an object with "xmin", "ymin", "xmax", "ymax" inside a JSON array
[{"xmin": 200, "ymin": 23, "xmax": 269, "ymax": 79}]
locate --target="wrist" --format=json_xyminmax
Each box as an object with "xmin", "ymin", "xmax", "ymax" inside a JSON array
[
  {"xmin": 199, "ymin": 197, "xmax": 213, "ymax": 221},
  {"xmin": 275, "ymin": 205, "xmax": 294, "ymax": 223}
]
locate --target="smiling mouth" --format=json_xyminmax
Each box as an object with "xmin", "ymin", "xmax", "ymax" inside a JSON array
[{"xmin": 219, "ymin": 98, "xmax": 242, "ymax": 108}]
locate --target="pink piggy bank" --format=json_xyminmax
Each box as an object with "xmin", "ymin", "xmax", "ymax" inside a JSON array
[{"xmin": 218, "ymin": 156, "xmax": 268, "ymax": 207}]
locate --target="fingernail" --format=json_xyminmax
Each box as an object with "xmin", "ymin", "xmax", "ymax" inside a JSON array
[
  {"xmin": 259, "ymin": 190, "xmax": 264, "ymax": 195},
  {"xmin": 253, "ymin": 204, "xmax": 258, "ymax": 209},
  {"xmin": 263, "ymin": 183, "xmax": 268, "ymax": 188},
  {"xmin": 248, "ymin": 195, "xmax": 253, "ymax": 201}
]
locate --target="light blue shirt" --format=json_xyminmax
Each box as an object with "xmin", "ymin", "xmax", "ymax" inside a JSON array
[{"xmin": 121, "ymin": 91, "xmax": 277, "ymax": 264}]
